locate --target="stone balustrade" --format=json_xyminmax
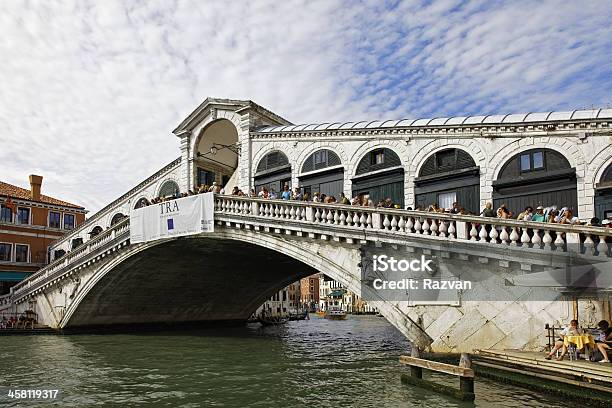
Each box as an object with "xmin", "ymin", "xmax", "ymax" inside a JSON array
[
  {"xmin": 8, "ymin": 218, "xmax": 131, "ymax": 300},
  {"xmin": 4, "ymin": 194, "xmax": 612, "ymax": 309},
  {"xmin": 214, "ymin": 195, "xmax": 612, "ymax": 257}
]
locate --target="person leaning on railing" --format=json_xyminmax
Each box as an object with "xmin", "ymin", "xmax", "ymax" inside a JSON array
[
  {"xmin": 531, "ymin": 206, "xmax": 546, "ymax": 222},
  {"xmin": 480, "ymin": 201, "xmax": 496, "ymax": 217}
]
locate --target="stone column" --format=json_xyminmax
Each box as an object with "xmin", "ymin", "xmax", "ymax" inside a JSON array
[
  {"xmin": 177, "ymin": 131, "xmax": 192, "ymax": 192},
  {"xmin": 237, "ymin": 114, "xmax": 252, "ymax": 192}
]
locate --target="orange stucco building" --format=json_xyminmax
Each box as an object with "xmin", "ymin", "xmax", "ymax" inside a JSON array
[{"xmin": 0, "ymin": 175, "xmax": 87, "ymax": 295}]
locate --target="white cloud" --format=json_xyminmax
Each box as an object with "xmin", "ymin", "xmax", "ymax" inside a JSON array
[{"xmin": 1, "ymin": 0, "xmax": 610, "ymax": 213}]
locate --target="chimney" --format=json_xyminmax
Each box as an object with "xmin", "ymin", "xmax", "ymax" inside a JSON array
[{"xmin": 29, "ymin": 174, "xmax": 43, "ymax": 201}]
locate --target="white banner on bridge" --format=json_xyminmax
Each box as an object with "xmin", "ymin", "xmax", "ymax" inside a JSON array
[{"xmin": 130, "ymin": 193, "xmax": 214, "ymax": 244}]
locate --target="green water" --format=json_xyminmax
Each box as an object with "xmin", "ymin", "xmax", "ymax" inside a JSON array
[{"xmin": 1, "ymin": 316, "xmax": 565, "ymax": 407}]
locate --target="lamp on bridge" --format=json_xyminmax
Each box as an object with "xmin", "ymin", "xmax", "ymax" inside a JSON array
[{"xmin": 200, "ymin": 142, "xmax": 241, "ymax": 157}]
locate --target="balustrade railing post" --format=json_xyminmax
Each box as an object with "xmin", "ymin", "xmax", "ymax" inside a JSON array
[
  {"xmin": 252, "ymin": 201, "xmax": 260, "ymax": 216},
  {"xmin": 566, "ymin": 232, "xmax": 580, "ymax": 254},
  {"xmin": 306, "ymin": 206, "xmax": 314, "ymax": 222},
  {"xmin": 455, "ymin": 221, "xmax": 468, "ymax": 240},
  {"xmin": 372, "ymin": 212, "xmax": 381, "ymax": 229},
  {"xmin": 597, "ymin": 236, "xmax": 609, "ymax": 257}
]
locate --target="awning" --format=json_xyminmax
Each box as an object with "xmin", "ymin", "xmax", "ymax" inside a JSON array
[
  {"xmin": 505, "ymin": 263, "xmax": 612, "ymax": 290},
  {"xmin": 0, "ymin": 271, "xmax": 34, "ymax": 282}
]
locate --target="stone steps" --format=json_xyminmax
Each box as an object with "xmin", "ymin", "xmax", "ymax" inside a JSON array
[
  {"xmin": 476, "ymin": 349, "xmax": 612, "ymax": 379},
  {"xmin": 0, "ymin": 326, "xmax": 58, "ymax": 336},
  {"xmin": 474, "ymin": 349, "xmax": 612, "ymax": 390}
]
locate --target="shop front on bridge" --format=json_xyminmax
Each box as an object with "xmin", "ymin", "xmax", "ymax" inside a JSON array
[
  {"xmin": 493, "ymin": 148, "xmax": 578, "ymax": 216},
  {"xmin": 414, "ymin": 148, "xmax": 480, "ymax": 214},
  {"xmin": 351, "ymin": 148, "xmax": 404, "ymax": 207},
  {"xmin": 298, "ymin": 149, "xmax": 344, "ymax": 199},
  {"xmin": 595, "ymin": 162, "xmax": 612, "ymax": 220},
  {"xmin": 254, "ymin": 150, "xmax": 292, "ymax": 194}
]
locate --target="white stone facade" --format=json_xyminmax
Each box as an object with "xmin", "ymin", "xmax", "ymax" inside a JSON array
[
  {"xmin": 249, "ymin": 129, "xmax": 611, "ymax": 219},
  {"xmin": 20, "ymin": 98, "xmax": 611, "ymax": 355},
  {"xmin": 48, "ymin": 99, "xmax": 612, "ymax": 255}
]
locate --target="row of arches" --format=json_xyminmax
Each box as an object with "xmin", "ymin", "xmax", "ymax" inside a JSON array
[{"xmin": 255, "ymin": 147, "xmax": 583, "ymax": 216}]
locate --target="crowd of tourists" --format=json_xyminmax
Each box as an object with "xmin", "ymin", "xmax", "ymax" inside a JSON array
[
  {"xmin": 0, "ymin": 311, "xmax": 36, "ymax": 330},
  {"xmin": 545, "ymin": 319, "xmax": 612, "ymax": 363},
  {"xmin": 0, "ymin": 315, "xmax": 17, "ymax": 329},
  {"xmin": 228, "ymin": 184, "xmax": 403, "ymax": 209},
  {"xmin": 138, "ymin": 182, "xmax": 611, "ymax": 227}
]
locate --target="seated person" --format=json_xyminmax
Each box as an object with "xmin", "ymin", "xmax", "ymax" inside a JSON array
[
  {"xmin": 545, "ymin": 319, "xmax": 582, "ymax": 360},
  {"xmin": 595, "ymin": 320, "xmax": 612, "ymax": 363}
]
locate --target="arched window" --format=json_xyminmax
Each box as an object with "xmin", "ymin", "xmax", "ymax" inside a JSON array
[
  {"xmin": 71, "ymin": 237, "xmax": 83, "ymax": 250},
  {"xmin": 299, "ymin": 149, "xmax": 344, "ymax": 199},
  {"xmin": 159, "ymin": 180, "xmax": 180, "ymax": 198},
  {"xmin": 301, "ymin": 149, "xmax": 341, "ymax": 173},
  {"xmin": 254, "ymin": 151, "xmax": 291, "ymax": 194},
  {"xmin": 419, "ymin": 149, "xmax": 476, "ymax": 177},
  {"xmin": 256, "ymin": 151, "xmax": 289, "ymax": 173},
  {"xmin": 134, "ymin": 197, "xmax": 150, "ymax": 209},
  {"xmin": 355, "ymin": 148, "xmax": 401, "ymax": 175},
  {"xmin": 493, "ymin": 148, "xmax": 576, "ymax": 215},
  {"xmin": 497, "ymin": 149, "xmax": 570, "ymax": 179},
  {"xmin": 414, "ymin": 149, "xmax": 479, "ymax": 213},
  {"xmin": 353, "ymin": 148, "xmax": 404, "ymax": 207},
  {"xmin": 110, "ymin": 213, "xmax": 126, "ymax": 226},
  {"xmin": 595, "ymin": 162, "xmax": 612, "ymax": 219},
  {"xmin": 89, "ymin": 226, "xmax": 103, "ymax": 237}
]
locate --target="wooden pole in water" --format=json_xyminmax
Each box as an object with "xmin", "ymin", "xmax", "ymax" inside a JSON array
[
  {"xmin": 410, "ymin": 346, "xmax": 423, "ymax": 379},
  {"xmin": 459, "ymin": 353, "xmax": 474, "ymax": 394}
]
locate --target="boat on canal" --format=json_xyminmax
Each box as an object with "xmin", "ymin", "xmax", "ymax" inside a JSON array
[
  {"xmin": 325, "ymin": 308, "xmax": 347, "ymax": 320},
  {"xmin": 289, "ymin": 310, "xmax": 309, "ymax": 321},
  {"xmin": 258, "ymin": 312, "xmax": 289, "ymax": 326}
]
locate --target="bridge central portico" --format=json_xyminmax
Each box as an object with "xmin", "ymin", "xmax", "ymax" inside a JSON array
[{"xmin": 2, "ymin": 98, "xmax": 612, "ymax": 352}]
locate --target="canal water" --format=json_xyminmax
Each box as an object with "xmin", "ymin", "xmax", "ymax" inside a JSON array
[{"xmin": 1, "ymin": 315, "xmax": 566, "ymax": 407}]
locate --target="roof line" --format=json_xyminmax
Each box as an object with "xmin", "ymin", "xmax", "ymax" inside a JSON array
[{"xmin": 254, "ymin": 107, "xmax": 612, "ymax": 133}]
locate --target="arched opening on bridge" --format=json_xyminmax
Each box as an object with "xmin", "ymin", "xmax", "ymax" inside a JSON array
[
  {"xmin": 59, "ymin": 233, "xmax": 431, "ymax": 347},
  {"xmin": 110, "ymin": 213, "xmax": 126, "ymax": 227},
  {"xmin": 64, "ymin": 238, "xmax": 320, "ymax": 328},
  {"xmin": 195, "ymin": 119, "xmax": 239, "ymax": 191},
  {"xmin": 89, "ymin": 225, "xmax": 103, "ymax": 237},
  {"xmin": 594, "ymin": 162, "xmax": 612, "ymax": 219},
  {"xmin": 158, "ymin": 180, "xmax": 180, "ymax": 198},
  {"xmin": 299, "ymin": 149, "xmax": 344, "ymax": 199},
  {"xmin": 134, "ymin": 197, "xmax": 150, "ymax": 209},
  {"xmin": 493, "ymin": 149, "xmax": 577, "ymax": 215},
  {"xmin": 414, "ymin": 148, "xmax": 479, "ymax": 213},
  {"xmin": 352, "ymin": 148, "xmax": 404, "ymax": 207},
  {"xmin": 254, "ymin": 150, "xmax": 291, "ymax": 195}
]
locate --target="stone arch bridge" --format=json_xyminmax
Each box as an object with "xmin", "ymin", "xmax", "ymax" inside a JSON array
[
  {"xmin": 2, "ymin": 195, "xmax": 611, "ymax": 352},
  {"xmin": 3, "ymin": 97, "xmax": 612, "ymax": 352}
]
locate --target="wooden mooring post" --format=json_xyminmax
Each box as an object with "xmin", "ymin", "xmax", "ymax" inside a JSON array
[{"xmin": 399, "ymin": 351, "xmax": 475, "ymax": 401}]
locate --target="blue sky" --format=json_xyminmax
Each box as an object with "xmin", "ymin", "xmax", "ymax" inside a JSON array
[{"xmin": 1, "ymin": 0, "xmax": 611, "ymax": 213}]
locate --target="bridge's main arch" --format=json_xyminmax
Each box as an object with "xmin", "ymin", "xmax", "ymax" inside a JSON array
[{"xmin": 60, "ymin": 229, "xmax": 431, "ymax": 347}]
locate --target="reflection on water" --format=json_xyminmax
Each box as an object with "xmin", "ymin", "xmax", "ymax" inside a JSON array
[{"xmin": 1, "ymin": 316, "xmax": 565, "ymax": 407}]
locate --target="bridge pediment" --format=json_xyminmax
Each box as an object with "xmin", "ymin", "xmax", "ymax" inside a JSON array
[{"xmin": 172, "ymin": 97, "xmax": 291, "ymax": 136}]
